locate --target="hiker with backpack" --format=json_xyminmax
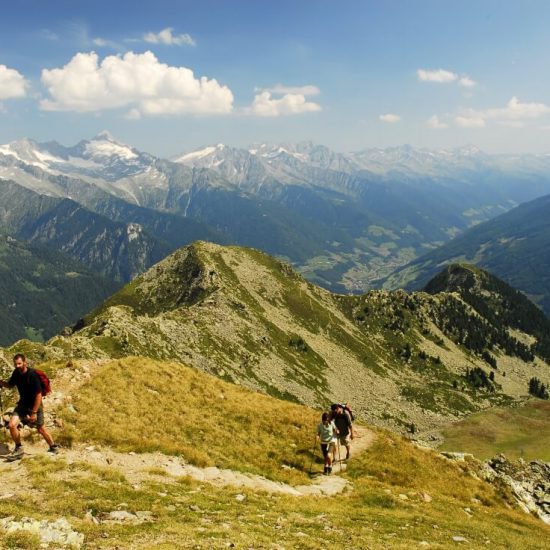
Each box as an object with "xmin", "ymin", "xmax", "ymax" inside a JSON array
[
  {"xmin": 0, "ymin": 353, "xmax": 59, "ymax": 459},
  {"xmin": 331, "ymin": 403, "xmax": 354, "ymax": 461},
  {"xmin": 316, "ymin": 411, "xmax": 339, "ymax": 475}
]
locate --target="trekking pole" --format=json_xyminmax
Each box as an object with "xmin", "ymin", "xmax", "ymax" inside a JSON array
[
  {"xmin": 337, "ymin": 439, "xmax": 342, "ymax": 473},
  {"xmin": 0, "ymin": 389, "xmax": 7, "ymax": 435},
  {"xmin": 0, "ymin": 389, "xmax": 5, "ymax": 425}
]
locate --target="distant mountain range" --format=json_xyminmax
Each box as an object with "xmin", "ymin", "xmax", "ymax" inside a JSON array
[
  {"xmin": 2, "ymin": 133, "xmax": 550, "ymax": 297},
  {"xmin": 380, "ymin": 192, "xmax": 550, "ymax": 315}
]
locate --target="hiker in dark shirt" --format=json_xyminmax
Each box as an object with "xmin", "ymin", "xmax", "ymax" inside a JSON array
[
  {"xmin": 331, "ymin": 403, "xmax": 354, "ymax": 461},
  {"xmin": 0, "ymin": 353, "xmax": 58, "ymax": 458}
]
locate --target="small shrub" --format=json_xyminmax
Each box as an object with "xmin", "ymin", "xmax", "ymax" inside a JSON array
[
  {"xmin": 464, "ymin": 367, "xmax": 495, "ymax": 392},
  {"xmin": 528, "ymin": 377, "xmax": 549, "ymax": 399},
  {"xmin": 288, "ymin": 336, "xmax": 309, "ymax": 353}
]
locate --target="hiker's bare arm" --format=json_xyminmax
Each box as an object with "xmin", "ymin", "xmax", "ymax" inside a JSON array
[{"xmin": 28, "ymin": 392, "xmax": 42, "ymax": 418}]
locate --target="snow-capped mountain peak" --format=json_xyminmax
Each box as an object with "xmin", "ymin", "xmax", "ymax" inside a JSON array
[
  {"xmin": 0, "ymin": 138, "xmax": 65, "ymax": 170},
  {"xmin": 81, "ymin": 132, "xmax": 139, "ymax": 161}
]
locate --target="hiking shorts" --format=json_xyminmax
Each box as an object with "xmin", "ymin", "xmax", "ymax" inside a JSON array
[
  {"xmin": 13, "ymin": 404, "xmax": 44, "ymax": 428},
  {"xmin": 320, "ymin": 442, "xmax": 336, "ymax": 459},
  {"xmin": 338, "ymin": 434, "xmax": 351, "ymax": 446}
]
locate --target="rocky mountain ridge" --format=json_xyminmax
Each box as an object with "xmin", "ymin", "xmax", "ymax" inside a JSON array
[{"xmin": 7, "ymin": 242, "xmax": 550, "ymax": 438}]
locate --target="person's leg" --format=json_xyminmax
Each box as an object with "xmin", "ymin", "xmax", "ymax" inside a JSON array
[
  {"xmin": 34, "ymin": 407, "xmax": 56, "ymax": 449},
  {"xmin": 37, "ymin": 425, "xmax": 55, "ymax": 447},
  {"xmin": 321, "ymin": 444, "xmax": 329, "ymax": 474},
  {"xmin": 8, "ymin": 414, "xmax": 21, "ymax": 446},
  {"xmin": 328, "ymin": 442, "xmax": 336, "ymax": 474}
]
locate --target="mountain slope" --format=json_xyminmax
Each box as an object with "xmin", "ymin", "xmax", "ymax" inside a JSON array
[
  {"xmin": 0, "ymin": 179, "xmax": 171, "ymax": 282},
  {"xmin": 0, "ymin": 234, "xmax": 119, "ymax": 346},
  {"xmin": 1, "ymin": 356, "xmax": 548, "ymax": 549},
  {"xmin": 381, "ymin": 193, "xmax": 550, "ymax": 315},
  {"xmin": 14, "ymin": 242, "xmax": 548, "ymax": 436}
]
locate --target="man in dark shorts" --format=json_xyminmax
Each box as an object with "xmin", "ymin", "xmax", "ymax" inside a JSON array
[
  {"xmin": 0, "ymin": 353, "xmax": 59, "ymax": 458},
  {"xmin": 331, "ymin": 403, "xmax": 354, "ymax": 461}
]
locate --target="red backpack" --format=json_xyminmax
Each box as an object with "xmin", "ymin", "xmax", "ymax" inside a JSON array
[{"xmin": 32, "ymin": 368, "xmax": 51, "ymax": 397}]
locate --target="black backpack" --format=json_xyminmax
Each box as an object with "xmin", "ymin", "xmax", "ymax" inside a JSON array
[{"xmin": 331, "ymin": 403, "xmax": 354, "ymax": 422}]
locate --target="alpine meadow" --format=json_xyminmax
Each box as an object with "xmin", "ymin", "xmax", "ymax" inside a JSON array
[{"xmin": 1, "ymin": 1, "xmax": 550, "ymax": 549}]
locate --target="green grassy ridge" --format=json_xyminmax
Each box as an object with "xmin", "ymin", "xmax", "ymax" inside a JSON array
[
  {"xmin": 440, "ymin": 400, "xmax": 550, "ymax": 461},
  {"xmin": 425, "ymin": 264, "xmax": 550, "ymax": 362}
]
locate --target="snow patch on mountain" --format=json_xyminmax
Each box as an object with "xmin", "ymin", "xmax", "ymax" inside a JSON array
[{"xmin": 84, "ymin": 139, "xmax": 138, "ymax": 160}]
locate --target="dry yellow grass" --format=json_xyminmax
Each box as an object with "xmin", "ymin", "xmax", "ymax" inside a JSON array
[
  {"xmin": 1, "ymin": 356, "xmax": 549, "ymax": 548},
  {"xmin": 59, "ymin": 357, "xmax": 321, "ymax": 484}
]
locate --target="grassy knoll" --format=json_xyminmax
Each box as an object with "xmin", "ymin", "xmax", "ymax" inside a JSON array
[
  {"xmin": 58, "ymin": 357, "xmax": 320, "ymax": 484},
  {"xmin": 440, "ymin": 399, "xmax": 550, "ymax": 461}
]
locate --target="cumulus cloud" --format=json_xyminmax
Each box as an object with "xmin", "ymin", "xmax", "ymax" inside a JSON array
[
  {"xmin": 426, "ymin": 115, "xmax": 448, "ymax": 129},
  {"xmin": 249, "ymin": 91, "xmax": 321, "ymax": 117},
  {"xmin": 485, "ymin": 96, "xmax": 550, "ymax": 121},
  {"xmin": 453, "ymin": 97, "xmax": 550, "ymax": 129},
  {"xmin": 144, "ymin": 28, "xmax": 196, "ymax": 47},
  {"xmin": 418, "ymin": 69, "xmax": 477, "ymax": 89},
  {"xmin": 261, "ymin": 84, "xmax": 320, "ymax": 96},
  {"xmin": 379, "ymin": 113, "xmax": 400, "ymax": 123},
  {"xmin": 0, "ymin": 64, "xmax": 28, "ymax": 100},
  {"xmin": 417, "ymin": 68, "xmax": 458, "ymax": 83},
  {"xmin": 459, "ymin": 76, "xmax": 476, "ymax": 88},
  {"xmin": 40, "ymin": 51, "xmax": 233, "ymax": 116},
  {"xmin": 455, "ymin": 115, "xmax": 486, "ymax": 128}
]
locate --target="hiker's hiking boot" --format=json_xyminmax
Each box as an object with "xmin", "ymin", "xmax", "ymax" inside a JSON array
[
  {"xmin": 4, "ymin": 445, "xmax": 23, "ymax": 461},
  {"xmin": 323, "ymin": 466, "xmax": 329, "ymax": 475},
  {"xmin": 48, "ymin": 444, "xmax": 60, "ymax": 454}
]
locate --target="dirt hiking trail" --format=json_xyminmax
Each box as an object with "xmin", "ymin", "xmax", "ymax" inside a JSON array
[{"xmin": 0, "ymin": 426, "xmax": 375, "ymax": 498}]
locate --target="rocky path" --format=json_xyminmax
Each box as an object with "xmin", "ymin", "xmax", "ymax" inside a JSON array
[{"xmin": 0, "ymin": 426, "xmax": 375, "ymax": 498}]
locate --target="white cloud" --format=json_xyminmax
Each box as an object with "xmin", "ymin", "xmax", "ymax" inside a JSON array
[
  {"xmin": 455, "ymin": 115, "xmax": 486, "ymax": 128},
  {"xmin": 261, "ymin": 84, "xmax": 320, "ymax": 96},
  {"xmin": 40, "ymin": 51, "xmax": 233, "ymax": 116},
  {"xmin": 459, "ymin": 76, "xmax": 476, "ymax": 88},
  {"xmin": 249, "ymin": 91, "xmax": 321, "ymax": 117},
  {"xmin": 486, "ymin": 96, "xmax": 550, "ymax": 121},
  {"xmin": 417, "ymin": 68, "xmax": 458, "ymax": 83},
  {"xmin": 426, "ymin": 115, "xmax": 448, "ymax": 129},
  {"xmin": 0, "ymin": 65, "xmax": 28, "ymax": 100},
  {"xmin": 144, "ymin": 28, "xmax": 196, "ymax": 47},
  {"xmin": 379, "ymin": 113, "xmax": 400, "ymax": 123},
  {"xmin": 452, "ymin": 96, "xmax": 550, "ymax": 130}
]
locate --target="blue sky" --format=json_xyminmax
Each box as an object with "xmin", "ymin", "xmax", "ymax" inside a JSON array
[{"xmin": 1, "ymin": 0, "xmax": 550, "ymax": 155}]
